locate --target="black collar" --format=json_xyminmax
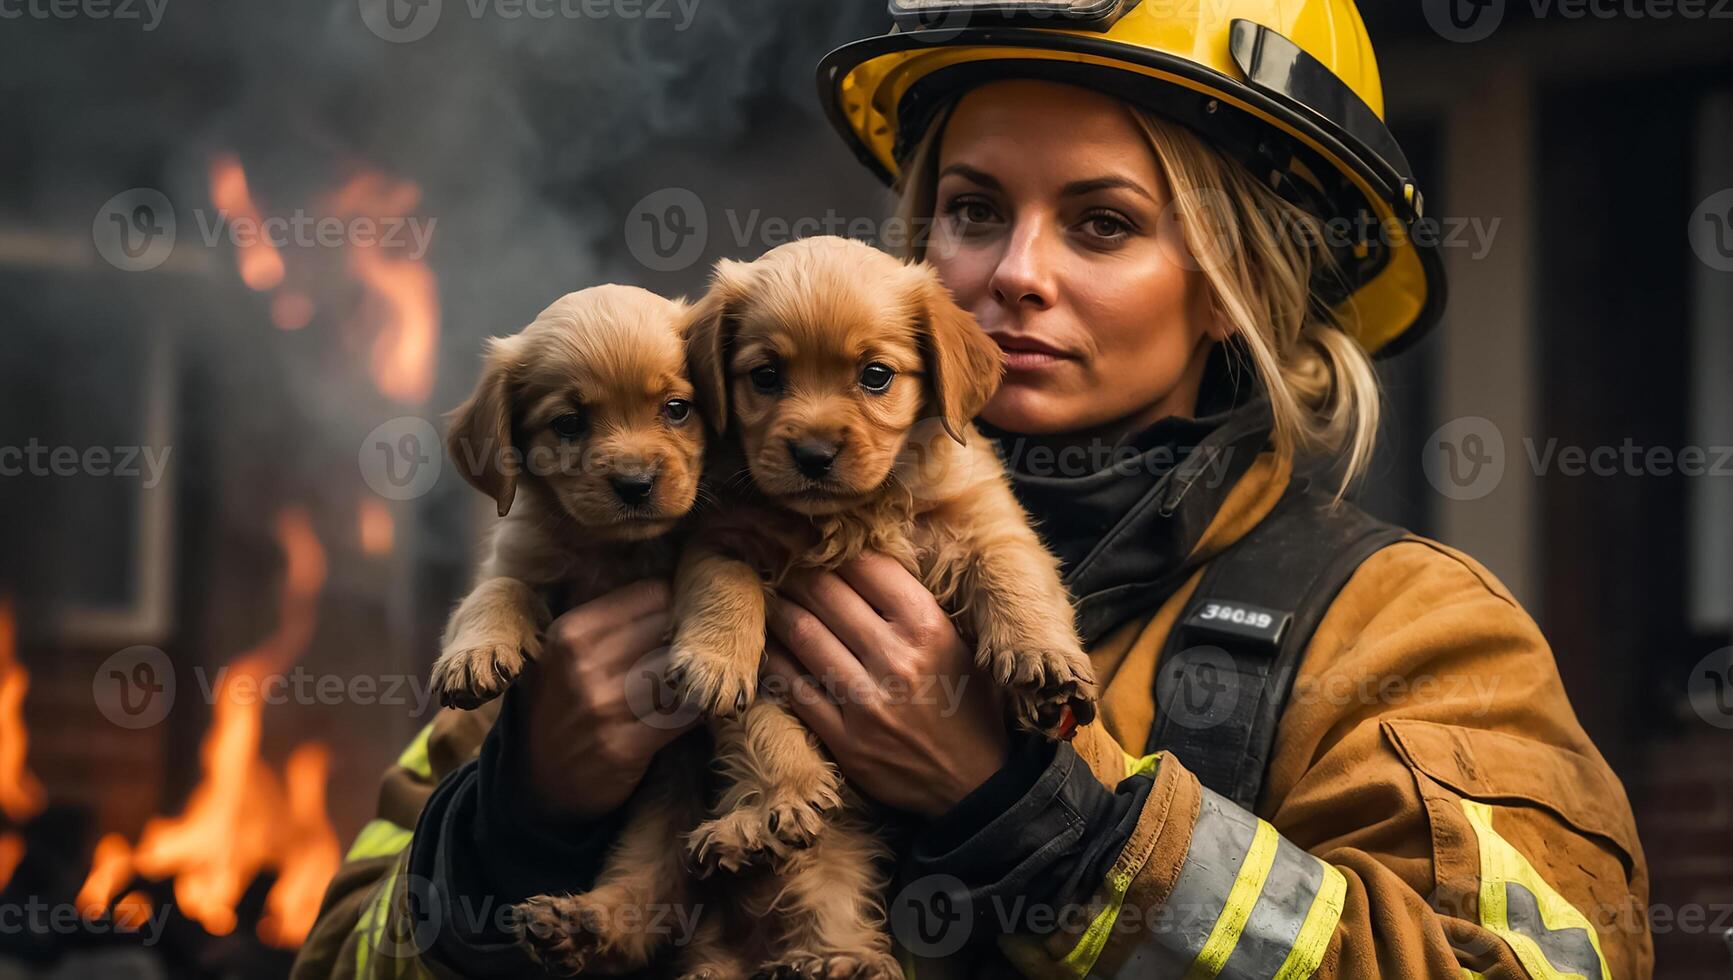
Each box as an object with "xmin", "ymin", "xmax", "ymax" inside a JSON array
[{"xmin": 981, "ymin": 352, "xmax": 1275, "ymax": 645}]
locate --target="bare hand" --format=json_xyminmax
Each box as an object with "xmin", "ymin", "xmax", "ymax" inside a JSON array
[
  {"xmin": 518, "ymin": 579, "xmax": 697, "ymax": 820},
  {"xmin": 762, "ymin": 553, "xmax": 1009, "ymax": 818}
]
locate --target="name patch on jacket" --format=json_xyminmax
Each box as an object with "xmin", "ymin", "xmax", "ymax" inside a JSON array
[{"xmin": 1183, "ymin": 600, "xmax": 1292, "ymax": 649}]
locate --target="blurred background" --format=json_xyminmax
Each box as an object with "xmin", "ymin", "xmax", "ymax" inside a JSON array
[{"xmin": 0, "ymin": 1, "xmax": 1728, "ymax": 976}]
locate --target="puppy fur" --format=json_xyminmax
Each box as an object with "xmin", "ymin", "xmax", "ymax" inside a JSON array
[
  {"xmin": 430, "ymin": 285, "xmax": 712, "ymax": 975},
  {"xmin": 665, "ymin": 237, "xmax": 1098, "ymax": 979}
]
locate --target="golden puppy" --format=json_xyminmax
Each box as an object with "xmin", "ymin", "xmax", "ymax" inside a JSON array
[
  {"xmin": 665, "ymin": 236, "xmax": 1098, "ymax": 977},
  {"xmin": 436, "ymin": 285, "xmax": 717, "ymax": 976},
  {"xmin": 432, "ymin": 284, "xmax": 705, "ymax": 708}
]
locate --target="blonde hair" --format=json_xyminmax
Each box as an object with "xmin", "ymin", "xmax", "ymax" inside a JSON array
[{"xmin": 890, "ymin": 99, "xmax": 1382, "ymax": 496}]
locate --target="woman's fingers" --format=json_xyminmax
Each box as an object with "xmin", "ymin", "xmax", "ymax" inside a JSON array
[
  {"xmin": 763, "ymin": 646, "xmax": 846, "ymax": 746},
  {"xmin": 834, "ymin": 553, "xmax": 944, "ymax": 633},
  {"xmin": 767, "ymin": 595, "xmax": 876, "ymax": 701},
  {"xmin": 779, "ymin": 568, "xmax": 897, "ymax": 673},
  {"xmin": 550, "ymin": 578, "xmax": 671, "ymax": 653},
  {"xmin": 598, "ymin": 609, "xmax": 675, "ymax": 666},
  {"xmin": 593, "ymin": 577, "xmax": 673, "ymax": 620}
]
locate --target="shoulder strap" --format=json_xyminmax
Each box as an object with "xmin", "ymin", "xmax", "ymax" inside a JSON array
[{"xmin": 1145, "ymin": 479, "xmax": 1407, "ymax": 812}]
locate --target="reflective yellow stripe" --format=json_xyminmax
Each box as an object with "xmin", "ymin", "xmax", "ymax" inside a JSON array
[
  {"xmin": 346, "ymin": 819, "xmax": 414, "ymax": 863},
  {"xmin": 1462, "ymin": 800, "xmax": 1611, "ymax": 980},
  {"xmin": 351, "ymin": 862, "xmax": 437, "ymax": 980},
  {"xmin": 1061, "ymin": 867, "xmax": 1135, "ymax": 976},
  {"xmin": 1045, "ymin": 752, "xmax": 1164, "ymax": 975},
  {"xmin": 1270, "ymin": 863, "xmax": 1346, "ymax": 980},
  {"xmin": 353, "ymin": 864, "xmax": 393, "ymax": 978},
  {"xmin": 990, "ymin": 752, "xmax": 1163, "ymax": 978},
  {"xmin": 1184, "ymin": 819, "xmax": 1280, "ymax": 979},
  {"xmin": 396, "ymin": 722, "xmax": 434, "ymax": 779},
  {"xmin": 1122, "ymin": 751, "xmax": 1161, "ymax": 780}
]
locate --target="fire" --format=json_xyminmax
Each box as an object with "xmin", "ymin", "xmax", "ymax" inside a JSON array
[
  {"xmin": 209, "ymin": 155, "xmax": 439, "ymax": 404},
  {"xmin": 271, "ymin": 290, "xmax": 315, "ymax": 331},
  {"xmin": 76, "ymin": 833, "xmax": 134, "ymax": 918},
  {"xmin": 0, "ymin": 600, "xmax": 43, "ymax": 825},
  {"xmin": 258, "ymin": 744, "xmax": 340, "ymax": 947},
  {"xmin": 0, "ymin": 832, "xmax": 23, "ymax": 893},
  {"xmin": 114, "ymin": 891, "xmax": 154, "ymax": 932},
  {"xmin": 100, "ymin": 507, "xmax": 340, "ymax": 946},
  {"xmin": 359, "ymin": 498, "xmax": 395, "ymax": 555},
  {"xmin": 326, "ymin": 172, "xmax": 438, "ymax": 404},
  {"xmin": 209, "ymin": 153, "xmax": 286, "ymax": 292}
]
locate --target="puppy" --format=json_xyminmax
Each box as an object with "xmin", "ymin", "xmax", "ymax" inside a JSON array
[
  {"xmin": 665, "ymin": 236, "xmax": 1098, "ymax": 977},
  {"xmin": 435, "ymin": 285, "xmax": 721, "ymax": 976},
  {"xmin": 432, "ymin": 284, "xmax": 705, "ymax": 708}
]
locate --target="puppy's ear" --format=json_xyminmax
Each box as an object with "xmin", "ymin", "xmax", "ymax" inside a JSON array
[
  {"xmin": 909, "ymin": 266, "xmax": 1004, "ymax": 444},
  {"xmin": 683, "ymin": 258, "xmax": 756, "ymax": 435},
  {"xmin": 446, "ymin": 334, "xmax": 524, "ymax": 517}
]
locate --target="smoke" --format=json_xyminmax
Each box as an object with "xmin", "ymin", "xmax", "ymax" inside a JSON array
[
  {"xmin": 0, "ymin": 0, "xmax": 891, "ymax": 604},
  {"xmin": 0, "ymin": 0, "xmax": 888, "ymax": 494}
]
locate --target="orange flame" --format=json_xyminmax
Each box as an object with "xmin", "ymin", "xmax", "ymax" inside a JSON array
[
  {"xmin": 209, "ymin": 153, "xmax": 286, "ymax": 292},
  {"xmin": 258, "ymin": 744, "xmax": 340, "ymax": 947},
  {"xmin": 0, "ymin": 831, "xmax": 23, "ymax": 893},
  {"xmin": 358, "ymin": 498, "xmax": 395, "ymax": 555},
  {"xmin": 0, "ymin": 599, "xmax": 44, "ymax": 825},
  {"xmin": 76, "ymin": 833, "xmax": 134, "ymax": 918},
  {"xmin": 326, "ymin": 172, "xmax": 438, "ymax": 404},
  {"xmin": 123, "ymin": 507, "xmax": 337, "ymax": 944},
  {"xmin": 114, "ymin": 890, "xmax": 154, "ymax": 932},
  {"xmin": 271, "ymin": 291, "xmax": 315, "ymax": 331}
]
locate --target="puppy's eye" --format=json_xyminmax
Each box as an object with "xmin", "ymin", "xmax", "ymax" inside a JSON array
[
  {"xmin": 550, "ymin": 413, "xmax": 585, "ymax": 441},
  {"xmin": 859, "ymin": 363, "xmax": 895, "ymax": 393},
  {"xmin": 749, "ymin": 366, "xmax": 781, "ymax": 395},
  {"xmin": 663, "ymin": 399, "xmax": 692, "ymax": 424}
]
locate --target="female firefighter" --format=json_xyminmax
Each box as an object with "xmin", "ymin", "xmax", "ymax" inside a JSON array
[{"xmin": 293, "ymin": 2, "xmax": 1654, "ymax": 977}]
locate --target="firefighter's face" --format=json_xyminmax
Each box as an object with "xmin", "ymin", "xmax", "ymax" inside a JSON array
[{"xmin": 926, "ymin": 79, "xmax": 1230, "ymax": 443}]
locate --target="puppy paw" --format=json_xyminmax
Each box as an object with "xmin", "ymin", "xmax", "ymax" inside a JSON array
[
  {"xmin": 667, "ymin": 642, "xmax": 760, "ymax": 718},
  {"xmin": 513, "ymin": 894, "xmax": 600, "ymax": 977},
  {"xmin": 992, "ymin": 643, "xmax": 1098, "ymax": 737},
  {"xmin": 751, "ymin": 950, "xmax": 902, "ymax": 980},
  {"xmin": 431, "ymin": 640, "xmax": 528, "ymax": 710},
  {"xmin": 683, "ymin": 785, "xmax": 840, "ymax": 877}
]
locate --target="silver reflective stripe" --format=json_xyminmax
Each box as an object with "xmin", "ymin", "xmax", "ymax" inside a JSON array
[
  {"xmin": 1148, "ymin": 787, "xmax": 1261, "ymax": 971},
  {"xmin": 1506, "ymin": 881, "xmax": 1604, "ymax": 980},
  {"xmin": 1219, "ymin": 835, "xmax": 1326, "ymax": 980},
  {"xmin": 1091, "ymin": 786, "xmax": 1343, "ymax": 980}
]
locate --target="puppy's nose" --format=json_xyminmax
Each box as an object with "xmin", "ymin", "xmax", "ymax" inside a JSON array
[
  {"xmin": 609, "ymin": 473, "xmax": 657, "ymax": 506},
  {"xmin": 788, "ymin": 439, "xmax": 841, "ymax": 478}
]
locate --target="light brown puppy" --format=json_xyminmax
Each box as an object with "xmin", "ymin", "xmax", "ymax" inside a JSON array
[
  {"xmin": 667, "ymin": 236, "xmax": 1098, "ymax": 978},
  {"xmin": 433, "ymin": 285, "xmax": 712, "ymax": 975},
  {"xmin": 432, "ymin": 284, "xmax": 705, "ymax": 708}
]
